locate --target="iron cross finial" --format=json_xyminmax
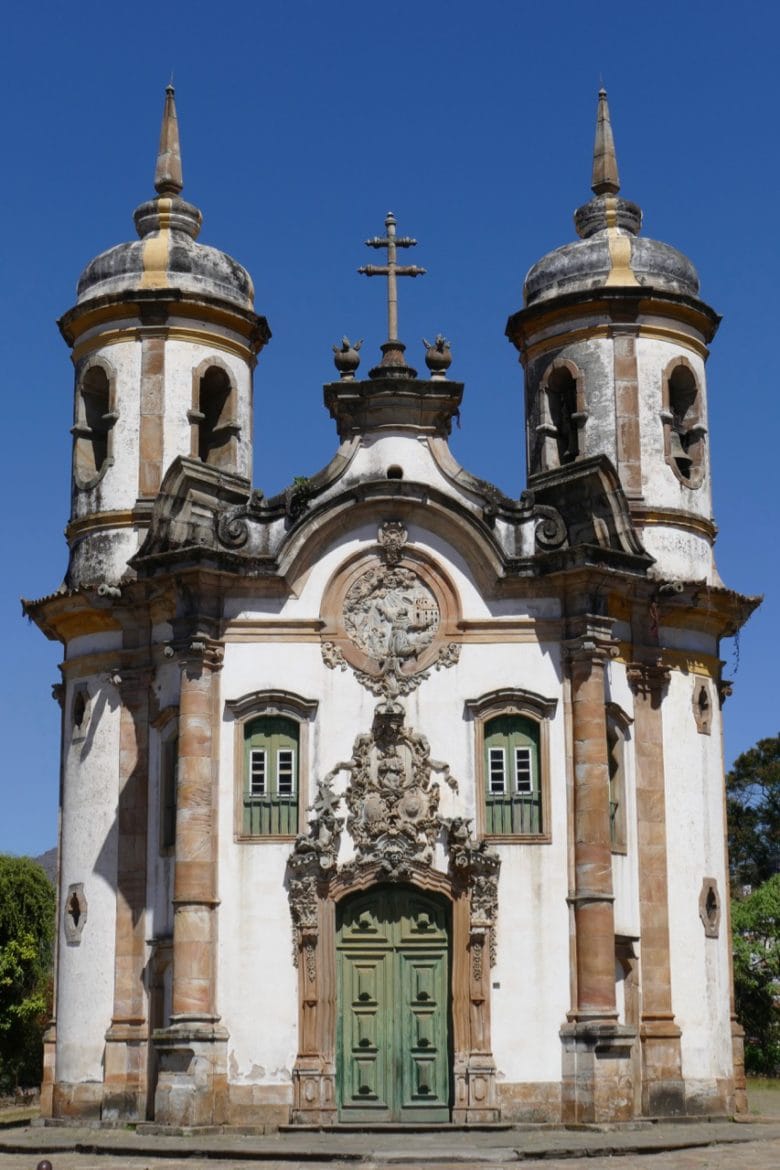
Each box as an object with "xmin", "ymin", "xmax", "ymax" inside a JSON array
[{"xmin": 358, "ymin": 212, "xmax": 426, "ymax": 342}]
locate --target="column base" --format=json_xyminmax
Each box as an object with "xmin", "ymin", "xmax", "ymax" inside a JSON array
[
  {"xmin": 561, "ymin": 1021, "xmax": 636, "ymax": 1123},
  {"xmin": 730, "ymin": 1016, "xmax": 748, "ymax": 1115},
  {"xmin": 39, "ymin": 1024, "xmax": 56, "ymax": 1118},
  {"xmin": 102, "ymin": 1020, "xmax": 148, "ymax": 1121},
  {"xmin": 451, "ymin": 1053, "xmax": 500, "ymax": 1123},
  {"xmin": 290, "ymin": 1056, "xmax": 336, "ymax": 1124},
  {"xmin": 152, "ymin": 1021, "xmax": 228, "ymax": 1126},
  {"xmin": 640, "ymin": 1015, "xmax": 684, "ymax": 1116}
]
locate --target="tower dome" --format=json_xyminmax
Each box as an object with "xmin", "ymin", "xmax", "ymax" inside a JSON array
[
  {"xmin": 58, "ymin": 85, "xmax": 269, "ymax": 589},
  {"xmin": 507, "ymin": 90, "xmax": 722, "ymax": 586},
  {"xmin": 523, "ymin": 90, "xmax": 699, "ymax": 306},
  {"xmin": 76, "ymin": 85, "xmax": 254, "ymax": 310}
]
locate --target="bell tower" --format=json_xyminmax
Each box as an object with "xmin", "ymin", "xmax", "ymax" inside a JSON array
[
  {"xmin": 58, "ymin": 86, "xmax": 270, "ymax": 588},
  {"xmin": 506, "ymin": 90, "xmax": 721, "ymax": 584}
]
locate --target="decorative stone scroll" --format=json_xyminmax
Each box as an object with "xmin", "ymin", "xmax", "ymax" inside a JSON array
[{"xmin": 320, "ymin": 522, "xmax": 461, "ymax": 700}]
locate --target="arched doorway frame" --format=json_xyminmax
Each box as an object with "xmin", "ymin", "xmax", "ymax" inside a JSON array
[{"xmin": 290, "ymin": 859, "xmax": 499, "ymax": 1125}]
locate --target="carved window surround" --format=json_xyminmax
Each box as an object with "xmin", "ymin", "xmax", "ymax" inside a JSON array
[
  {"xmin": 466, "ymin": 688, "xmax": 557, "ymax": 844},
  {"xmin": 225, "ymin": 689, "xmax": 318, "ymax": 843}
]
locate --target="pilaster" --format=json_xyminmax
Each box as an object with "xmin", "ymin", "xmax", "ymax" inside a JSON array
[
  {"xmin": 153, "ymin": 638, "xmax": 228, "ymax": 1126},
  {"xmin": 627, "ymin": 659, "xmax": 684, "ymax": 1116},
  {"xmin": 561, "ymin": 616, "xmax": 635, "ymax": 1122},
  {"xmin": 103, "ymin": 665, "xmax": 152, "ymax": 1121}
]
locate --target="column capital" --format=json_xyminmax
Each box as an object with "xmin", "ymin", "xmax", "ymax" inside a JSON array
[
  {"xmin": 166, "ymin": 636, "xmax": 224, "ymax": 674},
  {"xmin": 627, "ymin": 659, "xmax": 671, "ymax": 700},
  {"xmin": 563, "ymin": 614, "xmax": 618, "ymax": 666}
]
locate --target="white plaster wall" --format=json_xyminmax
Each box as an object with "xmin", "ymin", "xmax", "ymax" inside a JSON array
[
  {"xmin": 338, "ymin": 433, "xmax": 469, "ymax": 498},
  {"xmin": 216, "ymin": 558, "xmax": 569, "ymax": 1085},
  {"xmin": 566, "ymin": 338, "xmax": 617, "ymax": 466},
  {"xmin": 663, "ymin": 672, "xmax": 732, "ymax": 1083},
  {"xmin": 65, "ymin": 631, "xmax": 123, "ymax": 660},
  {"xmin": 641, "ymin": 529, "xmax": 720, "ymax": 586},
  {"xmin": 57, "ymin": 677, "xmax": 121, "ymax": 1082}
]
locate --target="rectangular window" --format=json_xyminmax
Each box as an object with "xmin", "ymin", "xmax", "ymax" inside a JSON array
[
  {"xmin": 277, "ymin": 749, "xmax": 295, "ymax": 796},
  {"xmin": 514, "ymin": 747, "xmax": 532, "ymax": 793},
  {"xmin": 489, "ymin": 748, "xmax": 506, "ymax": 794},
  {"xmin": 250, "ymin": 749, "xmax": 266, "ymax": 795},
  {"xmin": 483, "ymin": 713, "xmax": 543, "ymax": 837}
]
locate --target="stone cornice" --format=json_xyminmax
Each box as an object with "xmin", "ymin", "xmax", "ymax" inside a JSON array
[{"xmin": 505, "ymin": 286, "xmax": 720, "ymax": 362}]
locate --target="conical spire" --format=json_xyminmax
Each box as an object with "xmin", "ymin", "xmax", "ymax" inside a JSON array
[
  {"xmin": 591, "ymin": 88, "xmax": 620, "ymax": 196},
  {"xmin": 154, "ymin": 84, "xmax": 183, "ymax": 197}
]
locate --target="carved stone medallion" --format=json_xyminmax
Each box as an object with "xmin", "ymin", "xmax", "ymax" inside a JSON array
[
  {"xmin": 320, "ymin": 522, "xmax": 461, "ymax": 700},
  {"xmin": 344, "ymin": 566, "xmax": 440, "ymax": 667}
]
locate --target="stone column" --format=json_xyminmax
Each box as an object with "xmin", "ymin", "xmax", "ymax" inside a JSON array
[
  {"xmin": 154, "ymin": 640, "xmax": 227, "ymax": 1126},
  {"xmin": 627, "ymin": 661, "xmax": 684, "ymax": 1116},
  {"xmin": 104, "ymin": 666, "xmax": 151, "ymax": 1120},
  {"xmin": 561, "ymin": 616, "xmax": 634, "ymax": 1122}
]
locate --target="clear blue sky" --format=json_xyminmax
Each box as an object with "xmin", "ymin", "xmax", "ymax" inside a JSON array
[{"xmin": 2, "ymin": 1, "xmax": 777, "ymax": 856}]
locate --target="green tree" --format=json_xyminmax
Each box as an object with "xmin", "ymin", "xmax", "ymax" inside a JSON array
[
  {"xmin": 0, "ymin": 856, "xmax": 56, "ymax": 1092},
  {"xmin": 726, "ymin": 734, "xmax": 780, "ymax": 889},
  {"xmin": 731, "ymin": 874, "xmax": 780, "ymax": 1075}
]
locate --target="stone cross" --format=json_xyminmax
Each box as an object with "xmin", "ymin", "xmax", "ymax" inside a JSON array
[{"xmin": 358, "ymin": 212, "xmax": 426, "ymax": 342}]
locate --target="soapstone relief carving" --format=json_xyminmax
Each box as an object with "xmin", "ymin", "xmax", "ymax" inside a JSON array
[
  {"xmin": 288, "ymin": 701, "xmax": 500, "ymax": 960},
  {"xmin": 344, "ymin": 567, "xmax": 440, "ymax": 666},
  {"xmin": 321, "ymin": 522, "xmax": 461, "ymax": 700}
]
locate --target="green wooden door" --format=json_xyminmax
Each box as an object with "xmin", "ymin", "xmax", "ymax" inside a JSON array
[{"xmin": 337, "ymin": 886, "xmax": 451, "ymax": 1122}]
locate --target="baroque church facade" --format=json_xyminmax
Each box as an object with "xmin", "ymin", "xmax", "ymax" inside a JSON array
[{"xmin": 25, "ymin": 87, "xmax": 757, "ymax": 1127}]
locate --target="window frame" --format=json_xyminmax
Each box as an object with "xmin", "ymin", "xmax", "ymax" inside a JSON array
[
  {"xmin": 467, "ymin": 688, "xmax": 557, "ymax": 843},
  {"xmin": 226, "ymin": 690, "xmax": 318, "ymax": 843}
]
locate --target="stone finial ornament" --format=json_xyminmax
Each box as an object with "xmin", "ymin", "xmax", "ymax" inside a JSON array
[
  {"xmin": 591, "ymin": 87, "xmax": 620, "ymax": 196},
  {"xmin": 423, "ymin": 334, "xmax": 452, "ymax": 379},
  {"xmin": 332, "ymin": 336, "xmax": 362, "ymax": 379},
  {"xmin": 155, "ymin": 83, "xmax": 184, "ymax": 197}
]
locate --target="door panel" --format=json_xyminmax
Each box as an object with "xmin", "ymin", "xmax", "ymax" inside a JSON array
[
  {"xmin": 340, "ymin": 952, "xmax": 390, "ymax": 1113},
  {"xmin": 337, "ymin": 886, "xmax": 450, "ymax": 1122}
]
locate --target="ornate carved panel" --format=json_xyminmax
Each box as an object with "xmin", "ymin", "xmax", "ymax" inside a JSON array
[{"xmin": 320, "ymin": 522, "xmax": 461, "ymax": 699}]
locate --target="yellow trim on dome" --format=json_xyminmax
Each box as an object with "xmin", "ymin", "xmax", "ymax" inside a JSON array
[
  {"xmin": 140, "ymin": 197, "xmax": 172, "ymax": 289},
  {"xmin": 604, "ymin": 195, "xmax": 638, "ymax": 287}
]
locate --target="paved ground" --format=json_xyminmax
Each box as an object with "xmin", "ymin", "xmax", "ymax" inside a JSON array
[
  {"xmin": 0, "ymin": 1083, "xmax": 777, "ymax": 1170},
  {"xmin": 1, "ymin": 1119, "xmax": 780, "ymax": 1170}
]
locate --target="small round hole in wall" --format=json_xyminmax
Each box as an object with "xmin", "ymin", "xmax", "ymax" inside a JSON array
[{"xmin": 387, "ymin": 465, "xmax": 403, "ymax": 479}]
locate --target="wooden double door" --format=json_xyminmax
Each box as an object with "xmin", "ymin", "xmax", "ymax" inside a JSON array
[{"xmin": 336, "ymin": 885, "xmax": 451, "ymax": 1122}]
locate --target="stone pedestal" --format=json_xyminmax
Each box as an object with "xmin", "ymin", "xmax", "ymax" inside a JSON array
[
  {"xmin": 561, "ymin": 1021, "xmax": 636, "ymax": 1123},
  {"xmin": 103, "ymin": 1021, "xmax": 148, "ymax": 1120},
  {"xmin": 153, "ymin": 1022, "xmax": 229, "ymax": 1126},
  {"xmin": 39, "ymin": 1023, "xmax": 56, "ymax": 1117}
]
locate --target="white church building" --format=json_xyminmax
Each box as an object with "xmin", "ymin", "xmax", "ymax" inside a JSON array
[{"xmin": 24, "ymin": 87, "xmax": 757, "ymax": 1127}]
